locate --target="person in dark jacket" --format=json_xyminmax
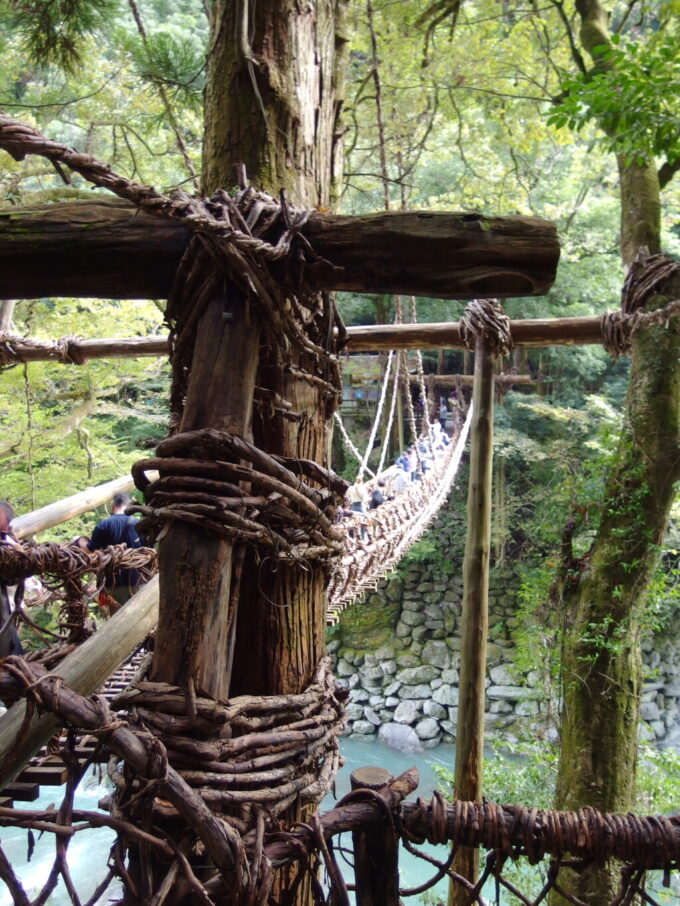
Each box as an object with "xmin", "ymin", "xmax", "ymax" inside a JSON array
[
  {"xmin": 82, "ymin": 492, "xmax": 144, "ymax": 607},
  {"xmin": 369, "ymin": 479, "xmax": 387, "ymax": 510}
]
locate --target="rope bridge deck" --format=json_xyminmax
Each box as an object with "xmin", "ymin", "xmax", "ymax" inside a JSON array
[{"xmin": 326, "ymin": 407, "xmax": 472, "ymax": 623}]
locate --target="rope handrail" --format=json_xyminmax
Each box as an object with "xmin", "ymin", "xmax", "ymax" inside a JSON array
[{"xmin": 327, "ymin": 407, "xmax": 472, "ymax": 614}]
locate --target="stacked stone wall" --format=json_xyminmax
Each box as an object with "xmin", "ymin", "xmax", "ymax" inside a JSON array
[{"xmin": 329, "ymin": 560, "xmax": 680, "ymax": 751}]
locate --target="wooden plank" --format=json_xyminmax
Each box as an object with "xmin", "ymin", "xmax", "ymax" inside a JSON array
[
  {"xmin": 1, "ymin": 782, "xmax": 39, "ymax": 801},
  {"xmin": 0, "ymin": 199, "xmax": 559, "ymax": 301},
  {"xmin": 16, "ymin": 761, "xmax": 68, "ymax": 785},
  {"xmin": 0, "ymin": 576, "xmax": 159, "ymax": 790}
]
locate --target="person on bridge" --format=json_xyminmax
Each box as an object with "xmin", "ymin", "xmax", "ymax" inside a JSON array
[
  {"xmin": 80, "ymin": 492, "xmax": 145, "ymax": 610},
  {"xmin": 369, "ymin": 479, "xmax": 387, "ymax": 510}
]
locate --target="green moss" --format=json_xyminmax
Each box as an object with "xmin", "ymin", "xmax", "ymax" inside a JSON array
[{"xmin": 327, "ymin": 594, "xmax": 400, "ymax": 650}]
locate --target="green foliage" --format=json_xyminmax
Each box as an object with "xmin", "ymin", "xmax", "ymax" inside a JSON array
[
  {"xmin": 129, "ymin": 28, "xmax": 205, "ymax": 109},
  {"xmin": 5, "ymin": 0, "xmax": 119, "ymax": 71},
  {"xmin": 0, "ymin": 300, "xmax": 168, "ymax": 540},
  {"xmin": 549, "ymin": 30, "xmax": 680, "ymax": 165}
]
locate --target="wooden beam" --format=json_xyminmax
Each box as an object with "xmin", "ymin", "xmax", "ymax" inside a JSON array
[
  {"xmin": 0, "ymin": 577, "xmax": 159, "ymax": 790},
  {"xmin": 11, "ymin": 472, "xmax": 158, "ymax": 539},
  {"xmin": 0, "ymin": 199, "xmax": 559, "ymax": 301}
]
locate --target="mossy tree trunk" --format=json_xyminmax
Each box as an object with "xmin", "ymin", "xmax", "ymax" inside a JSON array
[{"xmin": 553, "ymin": 2, "xmax": 680, "ymax": 902}]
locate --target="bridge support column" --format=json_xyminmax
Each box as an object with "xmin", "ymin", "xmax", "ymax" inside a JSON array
[{"xmin": 449, "ymin": 337, "xmax": 495, "ymax": 905}]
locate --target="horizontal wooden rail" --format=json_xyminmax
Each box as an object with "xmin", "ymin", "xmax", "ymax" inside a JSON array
[
  {"xmin": 0, "ymin": 576, "xmax": 159, "ymax": 789},
  {"xmin": 0, "ymin": 317, "xmax": 608, "ymax": 374},
  {"xmin": 11, "ymin": 474, "xmax": 137, "ymax": 539}
]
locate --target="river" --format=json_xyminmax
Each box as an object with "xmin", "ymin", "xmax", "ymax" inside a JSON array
[{"xmin": 0, "ymin": 737, "xmax": 452, "ymax": 905}]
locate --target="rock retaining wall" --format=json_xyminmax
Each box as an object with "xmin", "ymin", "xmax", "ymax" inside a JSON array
[{"xmin": 328, "ymin": 559, "xmax": 680, "ymax": 751}]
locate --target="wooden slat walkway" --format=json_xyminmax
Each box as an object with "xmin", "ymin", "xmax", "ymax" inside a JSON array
[{"xmin": 0, "ymin": 648, "xmax": 148, "ymax": 807}]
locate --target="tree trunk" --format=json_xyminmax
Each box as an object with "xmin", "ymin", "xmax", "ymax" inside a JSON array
[
  {"xmin": 552, "ymin": 3, "xmax": 680, "ymax": 903},
  {"xmin": 554, "ymin": 272, "xmax": 680, "ymax": 902}
]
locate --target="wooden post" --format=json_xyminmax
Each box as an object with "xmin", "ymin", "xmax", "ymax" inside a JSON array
[
  {"xmin": 152, "ymin": 292, "xmax": 259, "ymax": 700},
  {"xmin": 350, "ymin": 766, "xmax": 400, "ymax": 906},
  {"xmin": 449, "ymin": 338, "xmax": 495, "ymax": 905}
]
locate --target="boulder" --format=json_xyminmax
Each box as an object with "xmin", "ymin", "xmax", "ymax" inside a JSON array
[
  {"xmin": 422, "ymin": 640, "xmax": 451, "ymax": 669},
  {"xmin": 641, "ymin": 701, "xmax": 661, "ymax": 722},
  {"xmin": 487, "ymin": 685, "xmax": 541, "ymax": 701},
  {"xmin": 401, "ymin": 610, "xmax": 426, "ymax": 627},
  {"xmin": 336, "ymin": 659, "xmax": 354, "ymax": 677},
  {"xmin": 423, "ymin": 700, "xmax": 447, "ymax": 720},
  {"xmin": 400, "ymin": 684, "xmax": 432, "ymax": 700},
  {"xmin": 394, "ymin": 700, "xmax": 419, "ymax": 724},
  {"xmin": 384, "ymin": 578, "xmax": 404, "ymax": 602},
  {"xmin": 380, "ymin": 660, "xmax": 397, "ymax": 677},
  {"xmin": 352, "ymin": 720, "xmax": 376, "ymax": 735},
  {"xmin": 402, "ymin": 599, "xmax": 421, "ymax": 612},
  {"xmin": 364, "ymin": 707, "xmax": 382, "ymax": 726},
  {"xmin": 378, "ymin": 722, "xmax": 423, "ymax": 753},
  {"xmin": 415, "ymin": 717, "xmax": 440, "ymax": 740},
  {"xmin": 397, "ymin": 665, "xmax": 439, "ymax": 685},
  {"xmin": 384, "ymin": 680, "xmax": 401, "ymax": 696},
  {"xmin": 433, "ymin": 685, "xmax": 458, "ymax": 707},
  {"xmin": 489, "ymin": 664, "xmax": 516, "ymax": 685}
]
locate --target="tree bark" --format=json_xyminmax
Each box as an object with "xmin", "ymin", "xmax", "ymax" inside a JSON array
[
  {"xmin": 552, "ymin": 3, "xmax": 680, "ymax": 904},
  {"xmin": 0, "ymin": 200, "xmax": 559, "ymax": 300}
]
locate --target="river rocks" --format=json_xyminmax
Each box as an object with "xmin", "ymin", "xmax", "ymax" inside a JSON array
[
  {"xmin": 422, "ymin": 640, "xmax": 451, "ymax": 668},
  {"xmin": 401, "ymin": 610, "xmax": 426, "ymax": 627},
  {"xmin": 364, "ymin": 707, "xmax": 382, "ymax": 725},
  {"xmin": 331, "ymin": 553, "xmax": 680, "ymax": 746},
  {"xmin": 423, "ymin": 700, "xmax": 447, "ymax": 719},
  {"xmin": 397, "ymin": 665, "xmax": 439, "ymax": 684},
  {"xmin": 415, "ymin": 717, "xmax": 440, "ymax": 739},
  {"xmin": 378, "ymin": 722, "xmax": 423, "ymax": 752},
  {"xmin": 432, "ymin": 685, "xmax": 458, "ymax": 707},
  {"xmin": 394, "ymin": 700, "xmax": 419, "ymax": 724}
]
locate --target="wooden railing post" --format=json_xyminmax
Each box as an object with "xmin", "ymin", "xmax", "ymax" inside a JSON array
[
  {"xmin": 350, "ymin": 766, "xmax": 401, "ymax": 906},
  {"xmin": 449, "ymin": 337, "xmax": 495, "ymax": 905}
]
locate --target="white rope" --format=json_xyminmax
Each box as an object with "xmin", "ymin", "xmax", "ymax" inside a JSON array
[
  {"xmin": 376, "ymin": 351, "xmax": 400, "ymax": 475},
  {"xmin": 358, "ymin": 350, "xmax": 394, "ymax": 480},
  {"xmin": 410, "ymin": 296, "xmax": 434, "ymax": 454},
  {"xmin": 334, "ymin": 412, "xmax": 376, "ymax": 478}
]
